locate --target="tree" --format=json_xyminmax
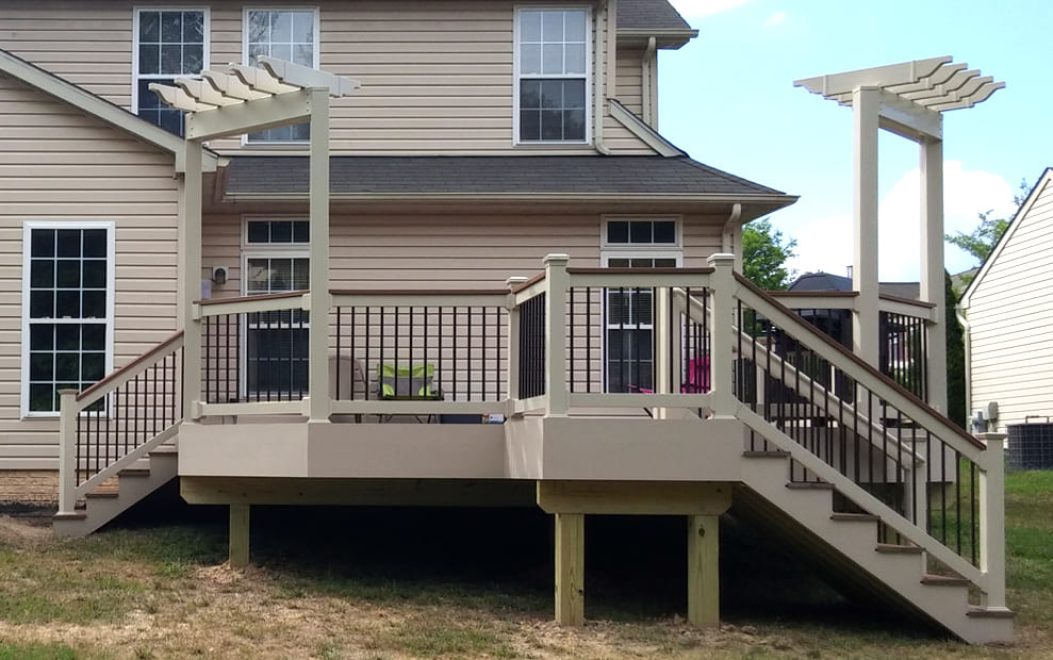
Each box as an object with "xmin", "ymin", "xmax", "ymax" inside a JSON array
[
  {"xmin": 946, "ymin": 178, "xmax": 1030, "ymax": 264},
  {"xmin": 742, "ymin": 218, "xmax": 797, "ymax": 290},
  {"xmin": 945, "ymin": 271, "xmax": 966, "ymax": 429}
]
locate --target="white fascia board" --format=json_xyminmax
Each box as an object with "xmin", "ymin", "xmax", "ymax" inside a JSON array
[{"xmin": 0, "ymin": 48, "xmax": 218, "ymax": 173}]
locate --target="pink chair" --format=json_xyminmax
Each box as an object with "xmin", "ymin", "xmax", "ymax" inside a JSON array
[{"xmin": 624, "ymin": 355, "xmax": 710, "ymax": 394}]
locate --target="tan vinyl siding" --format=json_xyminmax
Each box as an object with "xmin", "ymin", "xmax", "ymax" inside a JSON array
[
  {"xmin": 0, "ymin": 0, "xmax": 656, "ymax": 156},
  {"xmin": 615, "ymin": 47, "xmax": 644, "ymax": 116},
  {"xmin": 0, "ymin": 71, "xmax": 179, "ymax": 471},
  {"xmin": 967, "ymin": 175, "xmax": 1053, "ymax": 432}
]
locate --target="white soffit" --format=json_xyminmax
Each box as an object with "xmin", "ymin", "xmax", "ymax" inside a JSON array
[{"xmin": 794, "ymin": 56, "xmax": 1004, "ymax": 113}]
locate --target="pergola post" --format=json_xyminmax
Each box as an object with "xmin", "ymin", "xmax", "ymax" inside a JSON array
[
  {"xmin": 920, "ymin": 137, "xmax": 947, "ymax": 413},
  {"xmin": 308, "ymin": 86, "xmax": 331, "ymax": 424},
  {"xmin": 852, "ymin": 85, "xmax": 881, "ymax": 369},
  {"xmin": 181, "ymin": 139, "xmax": 204, "ymax": 418}
]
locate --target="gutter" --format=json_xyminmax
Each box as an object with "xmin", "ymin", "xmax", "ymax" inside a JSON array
[
  {"xmin": 642, "ymin": 37, "xmax": 657, "ymax": 126},
  {"xmin": 593, "ymin": 0, "xmax": 612, "ymax": 155}
]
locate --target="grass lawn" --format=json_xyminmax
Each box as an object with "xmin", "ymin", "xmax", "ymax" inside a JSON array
[{"xmin": 0, "ymin": 471, "xmax": 1050, "ymax": 659}]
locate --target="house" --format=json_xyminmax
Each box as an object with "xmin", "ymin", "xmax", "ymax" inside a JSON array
[
  {"xmin": 0, "ymin": 2, "xmax": 1012, "ymax": 643},
  {"xmin": 960, "ymin": 168, "xmax": 1053, "ymax": 432}
]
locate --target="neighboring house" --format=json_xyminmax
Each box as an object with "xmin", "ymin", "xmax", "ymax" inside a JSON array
[
  {"xmin": 960, "ymin": 168, "xmax": 1053, "ymax": 432},
  {"xmin": 0, "ymin": 2, "xmax": 1012, "ymax": 643}
]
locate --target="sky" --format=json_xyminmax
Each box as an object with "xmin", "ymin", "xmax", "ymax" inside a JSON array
[{"xmin": 659, "ymin": 0, "xmax": 1053, "ymax": 282}]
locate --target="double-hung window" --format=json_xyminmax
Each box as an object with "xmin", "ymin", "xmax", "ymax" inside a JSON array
[
  {"xmin": 133, "ymin": 9, "xmax": 209, "ymax": 136},
  {"xmin": 242, "ymin": 219, "xmax": 310, "ymax": 398},
  {"xmin": 515, "ymin": 7, "xmax": 590, "ymax": 144},
  {"xmin": 601, "ymin": 219, "xmax": 681, "ymax": 393},
  {"xmin": 22, "ymin": 223, "xmax": 114, "ymax": 415},
  {"xmin": 244, "ymin": 8, "xmax": 319, "ymax": 143}
]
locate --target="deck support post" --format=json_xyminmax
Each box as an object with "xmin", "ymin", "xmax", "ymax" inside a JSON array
[
  {"xmin": 307, "ymin": 87, "xmax": 331, "ymax": 423},
  {"xmin": 181, "ymin": 138, "xmax": 204, "ymax": 419},
  {"xmin": 57, "ymin": 388, "xmax": 80, "ymax": 516},
  {"xmin": 554, "ymin": 512, "xmax": 585, "ymax": 625},
  {"xmin": 229, "ymin": 504, "xmax": 251, "ymax": 568},
  {"xmin": 852, "ymin": 86, "xmax": 881, "ymax": 369},
  {"xmin": 978, "ymin": 432, "xmax": 1008, "ymax": 611},
  {"xmin": 687, "ymin": 514, "xmax": 720, "ymax": 627}
]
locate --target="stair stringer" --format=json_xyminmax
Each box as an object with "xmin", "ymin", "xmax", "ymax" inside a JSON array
[
  {"xmin": 53, "ymin": 444, "xmax": 178, "ymax": 538},
  {"xmin": 738, "ymin": 454, "xmax": 1013, "ymax": 644}
]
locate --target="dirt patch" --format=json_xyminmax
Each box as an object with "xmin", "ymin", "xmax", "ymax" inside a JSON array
[{"xmin": 0, "ymin": 515, "xmax": 52, "ymax": 548}]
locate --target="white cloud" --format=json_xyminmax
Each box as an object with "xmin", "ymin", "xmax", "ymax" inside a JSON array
[
  {"xmin": 785, "ymin": 162, "xmax": 1015, "ymax": 282},
  {"xmin": 762, "ymin": 10, "xmax": 787, "ymax": 28},
  {"xmin": 669, "ymin": 0, "xmax": 751, "ymax": 19}
]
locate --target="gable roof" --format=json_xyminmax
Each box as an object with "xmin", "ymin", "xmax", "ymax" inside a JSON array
[
  {"xmin": 0, "ymin": 47, "xmax": 218, "ymax": 173},
  {"xmin": 617, "ymin": 0, "xmax": 698, "ymax": 46},
  {"xmin": 224, "ymin": 155, "xmax": 792, "ymax": 203},
  {"xmin": 961, "ymin": 167, "xmax": 1053, "ymax": 305}
]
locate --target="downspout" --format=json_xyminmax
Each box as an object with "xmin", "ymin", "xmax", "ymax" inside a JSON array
[
  {"xmin": 593, "ymin": 0, "xmax": 612, "ymax": 154},
  {"xmin": 721, "ymin": 203, "xmax": 742, "ymax": 270},
  {"xmin": 956, "ymin": 302, "xmax": 972, "ymax": 422},
  {"xmin": 642, "ymin": 37, "xmax": 656, "ymax": 126}
]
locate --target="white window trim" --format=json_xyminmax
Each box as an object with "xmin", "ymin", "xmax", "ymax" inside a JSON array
[
  {"xmin": 601, "ymin": 216, "xmax": 683, "ymax": 250},
  {"xmin": 21, "ymin": 221, "xmax": 116, "ymax": 419},
  {"xmin": 131, "ymin": 7, "xmax": 212, "ymax": 121},
  {"xmin": 241, "ymin": 6, "xmax": 321, "ymax": 147},
  {"xmin": 241, "ymin": 215, "xmax": 312, "ymax": 248},
  {"xmin": 512, "ymin": 5, "xmax": 593, "ymax": 147}
]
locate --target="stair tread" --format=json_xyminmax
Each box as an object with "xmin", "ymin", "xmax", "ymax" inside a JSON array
[
  {"xmin": 85, "ymin": 491, "xmax": 119, "ymax": 499},
  {"xmin": 830, "ymin": 512, "xmax": 879, "ymax": 522},
  {"xmin": 967, "ymin": 607, "xmax": 1015, "ymax": 619},
  {"xmin": 786, "ymin": 481, "xmax": 833, "ymax": 490},
  {"xmin": 742, "ymin": 450, "xmax": 790, "ymax": 458},
  {"xmin": 119, "ymin": 468, "xmax": 151, "ymax": 478},
  {"xmin": 875, "ymin": 543, "xmax": 923, "ymax": 554},
  {"xmin": 53, "ymin": 512, "xmax": 87, "ymax": 521},
  {"xmin": 921, "ymin": 574, "xmax": 970, "ymax": 586},
  {"xmin": 150, "ymin": 445, "xmax": 179, "ymax": 455}
]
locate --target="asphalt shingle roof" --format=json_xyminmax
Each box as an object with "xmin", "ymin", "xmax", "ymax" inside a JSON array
[
  {"xmin": 617, "ymin": 0, "xmax": 693, "ymax": 32},
  {"xmin": 224, "ymin": 156, "xmax": 788, "ymax": 198}
]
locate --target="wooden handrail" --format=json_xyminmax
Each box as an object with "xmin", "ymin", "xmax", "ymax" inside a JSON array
[
  {"xmin": 510, "ymin": 272, "xmax": 546, "ymax": 294},
  {"xmin": 769, "ymin": 290, "xmax": 859, "ymax": 299},
  {"xmin": 76, "ymin": 330, "xmax": 184, "ymax": 403},
  {"xmin": 329, "ymin": 288, "xmax": 508, "ymax": 297},
  {"xmin": 566, "ymin": 267, "xmax": 715, "ymax": 275},
  {"xmin": 733, "ymin": 272, "xmax": 985, "ymax": 452},
  {"xmin": 879, "ymin": 293, "xmax": 937, "ymax": 310},
  {"xmin": 196, "ymin": 290, "xmax": 308, "ymax": 306}
]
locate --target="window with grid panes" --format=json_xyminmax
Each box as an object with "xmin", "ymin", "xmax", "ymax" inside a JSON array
[
  {"xmin": 24, "ymin": 225, "xmax": 112, "ymax": 414},
  {"xmin": 134, "ymin": 9, "xmax": 207, "ymax": 136},
  {"xmin": 244, "ymin": 9, "xmax": 317, "ymax": 142},
  {"xmin": 516, "ymin": 8, "xmax": 589, "ymax": 143}
]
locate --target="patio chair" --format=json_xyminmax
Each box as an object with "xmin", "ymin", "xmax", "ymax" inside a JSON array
[{"xmin": 377, "ymin": 362, "xmax": 440, "ymax": 400}]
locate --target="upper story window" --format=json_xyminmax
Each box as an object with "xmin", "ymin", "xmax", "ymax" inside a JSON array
[
  {"xmin": 604, "ymin": 219, "xmax": 678, "ymax": 246},
  {"xmin": 244, "ymin": 8, "xmax": 319, "ymax": 143},
  {"xmin": 515, "ymin": 8, "xmax": 590, "ymax": 145},
  {"xmin": 133, "ymin": 9, "xmax": 209, "ymax": 136}
]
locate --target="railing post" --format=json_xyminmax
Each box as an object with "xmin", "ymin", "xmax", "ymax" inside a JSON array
[
  {"xmin": 57, "ymin": 389, "xmax": 80, "ymax": 515},
  {"xmin": 506, "ymin": 277, "xmax": 528, "ymax": 405},
  {"xmin": 654, "ymin": 286, "xmax": 673, "ymax": 419},
  {"xmin": 181, "ymin": 139, "xmax": 204, "ymax": 419},
  {"xmin": 707, "ymin": 253, "xmax": 736, "ymax": 416},
  {"xmin": 544, "ymin": 254, "xmax": 569, "ymax": 416},
  {"xmin": 978, "ymin": 432, "xmax": 1009, "ymax": 611}
]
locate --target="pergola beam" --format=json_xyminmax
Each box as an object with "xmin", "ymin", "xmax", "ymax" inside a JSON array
[
  {"xmin": 260, "ymin": 56, "xmax": 362, "ymax": 96},
  {"xmin": 795, "ymin": 57, "xmax": 951, "ymax": 97},
  {"xmin": 186, "ymin": 88, "xmax": 311, "ymax": 141}
]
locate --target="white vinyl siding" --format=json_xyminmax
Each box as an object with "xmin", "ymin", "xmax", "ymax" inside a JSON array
[
  {"xmin": 967, "ymin": 174, "xmax": 1053, "ymax": 432},
  {"xmin": 132, "ymin": 8, "xmax": 210, "ymax": 135}
]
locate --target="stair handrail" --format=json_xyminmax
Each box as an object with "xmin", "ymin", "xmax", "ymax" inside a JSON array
[{"xmin": 58, "ymin": 330, "xmax": 185, "ymax": 516}]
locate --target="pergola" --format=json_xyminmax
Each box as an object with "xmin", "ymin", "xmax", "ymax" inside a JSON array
[
  {"xmin": 150, "ymin": 57, "xmax": 361, "ymax": 424},
  {"xmin": 795, "ymin": 57, "xmax": 1004, "ymax": 414}
]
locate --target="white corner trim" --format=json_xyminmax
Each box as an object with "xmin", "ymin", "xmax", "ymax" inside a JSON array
[
  {"xmin": 608, "ymin": 99, "xmax": 684, "ymax": 157},
  {"xmin": 0, "ymin": 49, "xmax": 217, "ymax": 173}
]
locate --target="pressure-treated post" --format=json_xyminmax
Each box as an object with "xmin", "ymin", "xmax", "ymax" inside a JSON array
[
  {"xmin": 707, "ymin": 253, "xmax": 736, "ymax": 416},
  {"xmin": 506, "ymin": 276, "xmax": 528, "ymax": 404},
  {"xmin": 308, "ymin": 87, "xmax": 331, "ymax": 423},
  {"xmin": 852, "ymin": 86, "xmax": 881, "ymax": 368},
  {"xmin": 229, "ymin": 504, "xmax": 251, "ymax": 568},
  {"xmin": 920, "ymin": 136, "xmax": 947, "ymax": 413},
  {"xmin": 544, "ymin": 254, "xmax": 569, "ymax": 416},
  {"xmin": 57, "ymin": 389, "xmax": 80, "ymax": 516},
  {"xmin": 554, "ymin": 512, "xmax": 585, "ymax": 625},
  {"xmin": 687, "ymin": 514, "xmax": 720, "ymax": 626},
  {"xmin": 978, "ymin": 432, "xmax": 1008, "ymax": 611},
  {"xmin": 181, "ymin": 139, "xmax": 204, "ymax": 418}
]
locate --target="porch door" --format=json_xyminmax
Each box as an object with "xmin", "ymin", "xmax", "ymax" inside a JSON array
[
  {"xmin": 243, "ymin": 255, "xmax": 310, "ymax": 399},
  {"xmin": 603, "ymin": 256, "xmax": 677, "ymax": 393}
]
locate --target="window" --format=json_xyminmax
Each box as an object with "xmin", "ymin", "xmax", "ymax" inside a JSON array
[
  {"xmin": 22, "ymin": 223, "xmax": 114, "ymax": 415},
  {"xmin": 242, "ymin": 218, "xmax": 310, "ymax": 397},
  {"xmin": 244, "ymin": 8, "xmax": 318, "ymax": 143},
  {"xmin": 601, "ymin": 218, "xmax": 682, "ymax": 393},
  {"xmin": 133, "ymin": 9, "xmax": 209, "ymax": 136},
  {"xmin": 515, "ymin": 8, "xmax": 590, "ymax": 144}
]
